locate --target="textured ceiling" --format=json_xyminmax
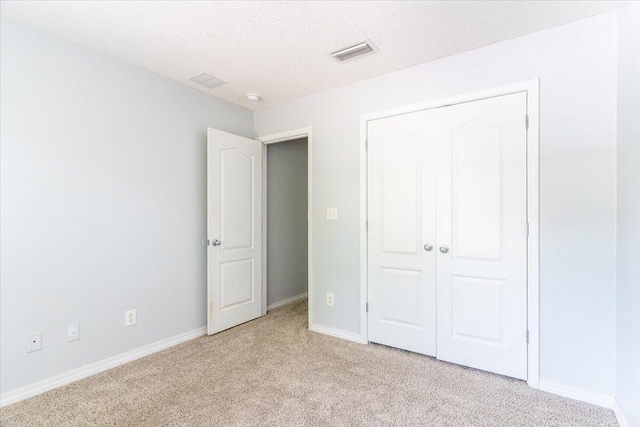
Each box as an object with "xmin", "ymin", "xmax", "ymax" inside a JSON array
[{"xmin": 0, "ymin": 1, "xmax": 619, "ymax": 110}]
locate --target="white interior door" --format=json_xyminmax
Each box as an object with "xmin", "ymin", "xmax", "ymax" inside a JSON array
[
  {"xmin": 367, "ymin": 111, "xmax": 437, "ymax": 356},
  {"xmin": 207, "ymin": 128, "xmax": 263, "ymax": 335},
  {"xmin": 433, "ymin": 93, "xmax": 528, "ymax": 379}
]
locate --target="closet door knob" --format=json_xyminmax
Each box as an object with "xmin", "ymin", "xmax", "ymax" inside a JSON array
[
  {"xmin": 212, "ymin": 239, "xmax": 221, "ymax": 247},
  {"xmin": 424, "ymin": 243, "xmax": 433, "ymax": 251},
  {"xmin": 439, "ymin": 245, "xmax": 449, "ymax": 254}
]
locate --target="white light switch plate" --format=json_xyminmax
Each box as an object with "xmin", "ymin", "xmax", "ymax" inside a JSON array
[{"xmin": 326, "ymin": 207, "xmax": 338, "ymax": 220}]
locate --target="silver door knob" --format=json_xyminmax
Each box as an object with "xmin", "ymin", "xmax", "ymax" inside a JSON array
[
  {"xmin": 439, "ymin": 245, "xmax": 449, "ymax": 253},
  {"xmin": 424, "ymin": 243, "xmax": 433, "ymax": 251},
  {"xmin": 212, "ymin": 239, "xmax": 221, "ymax": 246}
]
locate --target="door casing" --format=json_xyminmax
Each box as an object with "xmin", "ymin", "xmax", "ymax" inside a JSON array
[{"xmin": 359, "ymin": 80, "xmax": 540, "ymax": 388}]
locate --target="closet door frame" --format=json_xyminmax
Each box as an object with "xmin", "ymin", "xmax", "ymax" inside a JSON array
[{"xmin": 359, "ymin": 79, "xmax": 540, "ymax": 388}]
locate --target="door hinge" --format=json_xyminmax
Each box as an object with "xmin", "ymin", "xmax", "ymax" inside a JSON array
[
  {"xmin": 526, "ymin": 330, "xmax": 530, "ymax": 344},
  {"xmin": 525, "ymin": 222, "xmax": 529, "ymax": 237},
  {"xmin": 366, "ymin": 220, "xmax": 368, "ymax": 232},
  {"xmin": 525, "ymin": 115, "xmax": 529, "ymax": 130},
  {"xmin": 366, "ymin": 302, "xmax": 369, "ymax": 313}
]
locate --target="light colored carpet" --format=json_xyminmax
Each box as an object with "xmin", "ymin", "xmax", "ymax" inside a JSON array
[{"xmin": 1, "ymin": 300, "xmax": 617, "ymax": 426}]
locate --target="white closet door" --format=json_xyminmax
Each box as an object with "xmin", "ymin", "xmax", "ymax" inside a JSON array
[
  {"xmin": 207, "ymin": 128, "xmax": 263, "ymax": 335},
  {"xmin": 367, "ymin": 111, "xmax": 437, "ymax": 356},
  {"xmin": 434, "ymin": 93, "xmax": 528, "ymax": 379}
]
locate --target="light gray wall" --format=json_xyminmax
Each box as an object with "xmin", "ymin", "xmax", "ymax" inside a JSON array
[
  {"xmin": 0, "ymin": 18, "xmax": 253, "ymax": 394},
  {"xmin": 266, "ymin": 138, "xmax": 308, "ymax": 306},
  {"xmin": 616, "ymin": 4, "xmax": 640, "ymax": 426},
  {"xmin": 254, "ymin": 12, "xmax": 618, "ymax": 396}
]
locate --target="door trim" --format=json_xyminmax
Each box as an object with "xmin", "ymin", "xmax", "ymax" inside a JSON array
[
  {"xmin": 256, "ymin": 127, "xmax": 313, "ymax": 327},
  {"xmin": 359, "ymin": 80, "xmax": 540, "ymax": 388}
]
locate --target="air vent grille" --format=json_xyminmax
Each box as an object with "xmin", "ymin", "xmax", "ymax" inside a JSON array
[
  {"xmin": 188, "ymin": 72, "xmax": 226, "ymax": 89},
  {"xmin": 332, "ymin": 41, "xmax": 376, "ymax": 61}
]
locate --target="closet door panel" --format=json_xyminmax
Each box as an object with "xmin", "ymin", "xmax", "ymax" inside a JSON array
[
  {"xmin": 434, "ymin": 92, "xmax": 528, "ymax": 380},
  {"xmin": 367, "ymin": 111, "xmax": 436, "ymax": 356}
]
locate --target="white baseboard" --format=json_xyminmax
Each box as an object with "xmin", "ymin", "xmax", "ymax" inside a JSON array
[
  {"xmin": 309, "ymin": 323, "xmax": 367, "ymax": 344},
  {"xmin": 0, "ymin": 326, "xmax": 207, "ymax": 408},
  {"xmin": 267, "ymin": 292, "xmax": 308, "ymax": 311},
  {"xmin": 612, "ymin": 401, "xmax": 630, "ymax": 427},
  {"xmin": 538, "ymin": 380, "xmax": 616, "ymax": 409}
]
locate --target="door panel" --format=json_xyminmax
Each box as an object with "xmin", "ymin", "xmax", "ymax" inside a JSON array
[
  {"xmin": 452, "ymin": 122, "xmax": 503, "ymax": 260},
  {"xmin": 367, "ymin": 111, "xmax": 437, "ymax": 356},
  {"xmin": 380, "ymin": 268, "xmax": 421, "ymax": 327},
  {"xmin": 221, "ymin": 149, "xmax": 254, "ymax": 250},
  {"xmin": 381, "ymin": 131, "xmax": 420, "ymax": 254},
  {"xmin": 220, "ymin": 258, "xmax": 254, "ymax": 309},
  {"xmin": 451, "ymin": 275, "xmax": 504, "ymax": 343},
  {"xmin": 434, "ymin": 93, "xmax": 528, "ymax": 379},
  {"xmin": 208, "ymin": 128, "xmax": 263, "ymax": 335}
]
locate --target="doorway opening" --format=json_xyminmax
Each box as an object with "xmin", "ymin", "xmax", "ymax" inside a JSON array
[
  {"xmin": 265, "ymin": 137, "xmax": 308, "ymax": 310},
  {"xmin": 257, "ymin": 128, "xmax": 313, "ymax": 325}
]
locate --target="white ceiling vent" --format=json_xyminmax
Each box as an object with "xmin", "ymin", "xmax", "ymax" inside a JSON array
[
  {"xmin": 331, "ymin": 40, "xmax": 377, "ymax": 61},
  {"xmin": 188, "ymin": 72, "xmax": 226, "ymax": 89}
]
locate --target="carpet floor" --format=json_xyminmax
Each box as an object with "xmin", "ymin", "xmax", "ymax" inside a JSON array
[{"xmin": 1, "ymin": 300, "xmax": 617, "ymax": 426}]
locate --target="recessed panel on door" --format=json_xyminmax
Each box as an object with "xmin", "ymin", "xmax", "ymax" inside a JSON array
[
  {"xmin": 452, "ymin": 122, "xmax": 503, "ymax": 261},
  {"xmin": 381, "ymin": 132, "xmax": 420, "ymax": 255},
  {"xmin": 221, "ymin": 149, "xmax": 254, "ymax": 250},
  {"xmin": 451, "ymin": 275, "xmax": 504, "ymax": 343},
  {"xmin": 367, "ymin": 111, "xmax": 437, "ymax": 356},
  {"xmin": 220, "ymin": 258, "xmax": 254, "ymax": 310},
  {"xmin": 380, "ymin": 268, "xmax": 421, "ymax": 328},
  {"xmin": 435, "ymin": 92, "xmax": 528, "ymax": 380}
]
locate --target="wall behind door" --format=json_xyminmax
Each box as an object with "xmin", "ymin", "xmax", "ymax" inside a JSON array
[
  {"xmin": 0, "ymin": 17, "xmax": 253, "ymax": 395},
  {"xmin": 254, "ymin": 12, "xmax": 617, "ymax": 396},
  {"xmin": 267, "ymin": 138, "xmax": 308, "ymax": 306}
]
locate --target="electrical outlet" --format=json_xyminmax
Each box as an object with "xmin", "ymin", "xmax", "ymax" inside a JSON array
[
  {"xmin": 26, "ymin": 332, "xmax": 42, "ymax": 353},
  {"xmin": 326, "ymin": 207, "xmax": 338, "ymax": 220},
  {"xmin": 326, "ymin": 293, "xmax": 334, "ymax": 306},
  {"xmin": 67, "ymin": 323, "xmax": 80, "ymax": 342},
  {"xmin": 125, "ymin": 309, "xmax": 136, "ymax": 327}
]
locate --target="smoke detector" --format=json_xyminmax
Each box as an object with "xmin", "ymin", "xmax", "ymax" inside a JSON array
[
  {"xmin": 246, "ymin": 93, "xmax": 261, "ymax": 102},
  {"xmin": 188, "ymin": 72, "xmax": 226, "ymax": 89},
  {"xmin": 331, "ymin": 40, "xmax": 378, "ymax": 61}
]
